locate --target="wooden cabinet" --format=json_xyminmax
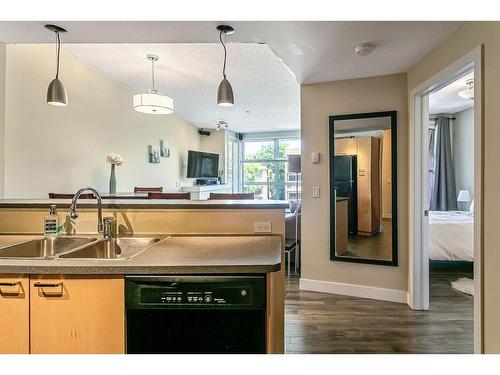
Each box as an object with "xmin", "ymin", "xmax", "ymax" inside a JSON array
[
  {"xmin": 0, "ymin": 275, "xmax": 30, "ymax": 354},
  {"xmin": 30, "ymin": 276, "xmax": 124, "ymax": 354},
  {"xmin": 356, "ymin": 137, "xmax": 381, "ymax": 235}
]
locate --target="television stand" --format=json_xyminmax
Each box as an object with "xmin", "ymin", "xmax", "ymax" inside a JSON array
[
  {"xmin": 180, "ymin": 184, "xmax": 232, "ymax": 200},
  {"xmin": 195, "ymin": 178, "xmax": 218, "ymax": 186}
]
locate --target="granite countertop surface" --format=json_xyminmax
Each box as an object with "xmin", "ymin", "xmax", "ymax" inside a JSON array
[
  {"xmin": 0, "ymin": 235, "xmax": 282, "ymax": 275},
  {"xmin": 0, "ymin": 199, "xmax": 289, "ymax": 210}
]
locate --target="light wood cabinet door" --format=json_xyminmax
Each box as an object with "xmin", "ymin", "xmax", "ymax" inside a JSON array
[
  {"xmin": 0, "ymin": 275, "xmax": 30, "ymax": 354},
  {"xmin": 30, "ymin": 276, "xmax": 124, "ymax": 354}
]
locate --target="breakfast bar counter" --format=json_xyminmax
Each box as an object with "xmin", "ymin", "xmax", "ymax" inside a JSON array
[
  {"xmin": 0, "ymin": 235, "xmax": 282, "ymax": 275},
  {"xmin": 0, "ymin": 199, "xmax": 287, "ymax": 354}
]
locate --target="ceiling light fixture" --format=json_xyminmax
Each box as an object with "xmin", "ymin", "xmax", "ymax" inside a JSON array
[
  {"xmin": 133, "ymin": 54, "xmax": 174, "ymax": 115},
  {"xmin": 216, "ymin": 120, "xmax": 229, "ymax": 131},
  {"xmin": 354, "ymin": 42, "xmax": 375, "ymax": 56},
  {"xmin": 216, "ymin": 25, "xmax": 235, "ymax": 107},
  {"xmin": 45, "ymin": 24, "xmax": 68, "ymax": 106},
  {"xmin": 458, "ymin": 79, "xmax": 474, "ymax": 100}
]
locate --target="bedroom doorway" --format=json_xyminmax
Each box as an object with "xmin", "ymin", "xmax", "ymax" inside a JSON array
[{"xmin": 409, "ymin": 47, "xmax": 483, "ymax": 353}]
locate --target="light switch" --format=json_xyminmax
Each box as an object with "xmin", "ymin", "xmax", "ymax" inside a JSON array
[
  {"xmin": 311, "ymin": 152, "xmax": 320, "ymax": 164},
  {"xmin": 312, "ymin": 186, "xmax": 320, "ymax": 198}
]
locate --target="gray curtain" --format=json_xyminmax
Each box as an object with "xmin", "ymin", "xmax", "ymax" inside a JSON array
[{"xmin": 430, "ymin": 116, "xmax": 458, "ymax": 211}]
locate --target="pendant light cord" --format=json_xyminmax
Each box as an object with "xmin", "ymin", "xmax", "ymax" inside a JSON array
[
  {"xmin": 151, "ymin": 58, "xmax": 156, "ymax": 92},
  {"xmin": 55, "ymin": 31, "xmax": 61, "ymax": 79},
  {"xmin": 219, "ymin": 29, "xmax": 227, "ymax": 79}
]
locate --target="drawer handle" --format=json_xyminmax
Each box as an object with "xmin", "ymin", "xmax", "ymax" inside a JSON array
[
  {"xmin": 33, "ymin": 282, "xmax": 63, "ymax": 288},
  {"xmin": 0, "ymin": 281, "xmax": 19, "ymax": 287},
  {"xmin": 0, "ymin": 281, "xmax": 22, "ymax": 296}
]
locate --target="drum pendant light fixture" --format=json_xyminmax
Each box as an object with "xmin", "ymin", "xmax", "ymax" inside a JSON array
[
  {"xmin": 45, "ymin": 24, "xmax": 68, "ymax": 106},
  {"xmin": 133, "ymin": 54, "xmax": 174, "ymax": 115},
  {"xmin": 216, "ymin": 25, "xmax": 235, "ymax": 107}
]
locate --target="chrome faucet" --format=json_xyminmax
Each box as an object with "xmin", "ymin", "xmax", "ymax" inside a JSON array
[
  {"xmin": 70, "ymin": 187, "xmax": 104, "ymax": 234},
  {"xmin": 102, "ymin": 217, "xmax": 115, "ymax": 239}
]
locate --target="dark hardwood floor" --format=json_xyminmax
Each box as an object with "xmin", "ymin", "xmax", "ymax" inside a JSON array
[{"xmin": 285, "ymin": 270, "xmax": 473, "ymax": 354}]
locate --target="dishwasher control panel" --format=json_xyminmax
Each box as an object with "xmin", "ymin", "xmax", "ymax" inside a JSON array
[
  {"xmin": 155, "ymin": 290, "xmax": 238, "ymax": 304},
  {"xmin": 125, "ymin": 275, "xmax": 265, "ymax": 309}
]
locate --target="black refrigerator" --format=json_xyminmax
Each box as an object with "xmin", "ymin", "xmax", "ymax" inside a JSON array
[{"xmin": 333, "ymin": 155, "xmax": 358, "ymax": 234}]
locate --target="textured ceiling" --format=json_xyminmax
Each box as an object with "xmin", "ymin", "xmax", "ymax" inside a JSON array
[
  {"xmin": 429, "ymin": 71, "xmax": 474, "ymax": 114},
  {"xmin": 63, "ymin": 43, "xmax": 300, "ymax": 132},
  {"xmin": 0, "ymin": 21, "xmax": 463, "ymax": 131},
  {"xmin": 0, "ymin": 21, "xmax": 461, "ymax": 83}
]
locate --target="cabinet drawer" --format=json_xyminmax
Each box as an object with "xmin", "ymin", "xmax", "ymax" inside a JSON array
[{"xmin": 0, "ymin": 275, "xmax": 29, "ymax": 354}]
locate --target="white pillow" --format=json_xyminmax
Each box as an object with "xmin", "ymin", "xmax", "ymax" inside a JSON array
[{"xmin": 469, "ymin": 200, "xmax": 474, "ymax": 213}]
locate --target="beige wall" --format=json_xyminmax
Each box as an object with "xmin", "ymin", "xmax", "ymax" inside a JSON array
[
  {"xmin": 0, "ymin": 43, "xmax": 5, "ymax": 198},
  {"xmin": 199, "ymin": 129, "xmax": 226, "ymax": 181},
  {"xmin": 407, "ymin": 21, "xmax": 500, "ymax": 353},
  {"xmin": 300, "ymin": 73, "xmax": 408, "ymax": 291},
  {"xmin": 3, "ymin": 44, "xmax": 200, "ymax": 198}
]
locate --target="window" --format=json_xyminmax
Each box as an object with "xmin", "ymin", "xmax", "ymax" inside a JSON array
[{"xmin": 242, "ymin": 137, "xmax": 301, "ymax": 200}]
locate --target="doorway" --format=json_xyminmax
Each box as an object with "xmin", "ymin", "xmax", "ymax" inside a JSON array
[{"xmin": 409, "ymin": 47, "xmax": 483, "ymax": 353}]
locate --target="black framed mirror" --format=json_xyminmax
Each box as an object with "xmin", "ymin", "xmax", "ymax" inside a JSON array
[{"xmin": 329, "ymin": 111, "xmax": 398, "ymax": 266}]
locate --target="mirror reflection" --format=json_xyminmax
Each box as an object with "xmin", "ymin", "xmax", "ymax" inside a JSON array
[{"xmin": 330, "ymin": 112, "xmax": 397, "ymax": 265}]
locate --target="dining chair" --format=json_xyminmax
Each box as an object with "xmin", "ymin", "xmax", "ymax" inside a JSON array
[
  {"xmin": 49, "ymin": 193, "xmax": 95, "ymax": 199},
  {"xmin": 148, "ymin": 192, "xmax": 191, "ymax": 200},
  {"xmin": 134, "ymin": 187, "xmax": 163, "ymax": 193},
  {"xmin": 208, "ymin": 193, "xmax": 255, "ymax": 200}
]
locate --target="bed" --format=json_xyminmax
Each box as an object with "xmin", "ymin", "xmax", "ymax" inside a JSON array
[{"xmin": 429, "ymin": 210, "xmax": 474, "ymax": 261}]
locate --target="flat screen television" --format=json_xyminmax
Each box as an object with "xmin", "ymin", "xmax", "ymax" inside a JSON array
[{"xmin": 187, "ymin": 150, "xmax": 219, "ymax": 178}]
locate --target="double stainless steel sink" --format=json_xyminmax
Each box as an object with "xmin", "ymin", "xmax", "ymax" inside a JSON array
[{"xmin": 0, "ymin": 236, "xmax": 165, "ymax": 260}]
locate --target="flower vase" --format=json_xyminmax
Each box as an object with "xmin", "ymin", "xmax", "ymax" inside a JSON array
[{"xmin": 109, "ymin": 164, "xmax": 116, "ymax": 195}]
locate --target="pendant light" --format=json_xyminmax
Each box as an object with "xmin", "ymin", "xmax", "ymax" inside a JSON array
[
  {"xmin": 216, "ymin": 25, "xmax": 235, "ymax": 107},
  {"xmin": 45, "ymin": 24, "xmax": 68, "ymax": 106},
  {"xmin": 133, "ymin": 54, "xmax": 174, "ymax": 115}
]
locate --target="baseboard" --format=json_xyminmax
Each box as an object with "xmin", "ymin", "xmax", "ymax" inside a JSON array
[{"xmin": 299, "ymin": 278, "xmax": 407, "ymax": 304}]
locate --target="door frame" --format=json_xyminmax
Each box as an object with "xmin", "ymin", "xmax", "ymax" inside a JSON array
[{"xmin": 408, "ymin": 45, "xmax": 483, "ymax": 353}]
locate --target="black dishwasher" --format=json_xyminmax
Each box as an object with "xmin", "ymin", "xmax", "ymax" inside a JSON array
[{"xmin": 125, "ymin": 275, "xmax": 267, "ymax": 354}]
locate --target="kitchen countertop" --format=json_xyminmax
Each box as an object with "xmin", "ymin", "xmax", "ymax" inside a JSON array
[
  {"xmin": 0, "ymin": 235, "xmax": 282, "ymax": 275},
  {"xmin": 0, "ymin": 199, "xmax": 289, "ymax": 210}
]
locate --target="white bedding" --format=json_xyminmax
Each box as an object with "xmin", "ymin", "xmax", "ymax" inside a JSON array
[{"xmin": 429, "ymin": 211, "xmax": 474, "ymax": 261}]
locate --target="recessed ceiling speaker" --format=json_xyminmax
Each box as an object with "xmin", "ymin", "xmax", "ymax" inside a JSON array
[{"xmin": 355, "ymin": 43, "xmax": 375, "ymax": 56}]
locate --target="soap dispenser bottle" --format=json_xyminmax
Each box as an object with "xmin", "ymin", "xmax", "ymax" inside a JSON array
[{"xmin": 44, "ymin": 204, "xmax": 60, "ymax": 236}]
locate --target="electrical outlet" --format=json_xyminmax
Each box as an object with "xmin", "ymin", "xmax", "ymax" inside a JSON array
[{"xmin": 254, "ymin": 222, "xmax": 272, "ymax": 233}]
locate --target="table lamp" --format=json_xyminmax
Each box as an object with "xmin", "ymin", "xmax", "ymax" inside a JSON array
[{"xmin": 457, "ymin": 190, "xmax": 471, "ymax": 211}]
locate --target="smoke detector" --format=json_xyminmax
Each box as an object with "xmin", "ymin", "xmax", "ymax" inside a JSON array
[{"xmin": 355, "ymin": 43, "xmax": 375, "ymax": 56}]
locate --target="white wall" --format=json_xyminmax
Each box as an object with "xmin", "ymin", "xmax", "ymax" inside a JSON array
[
  {"xmin": 0, "ymin": 43, "xmax": 6, "ymax": 198},
  {"xmin": 452, "ymin": 107, "xmax": 474, "ymax": 200},
  {"xmin": 3, "ymin": 44, "xmax": 200, "ymax": 198}
]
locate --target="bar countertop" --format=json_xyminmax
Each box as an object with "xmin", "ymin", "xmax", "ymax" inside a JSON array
[
  {"xmin": 0, "ymin": 199, "xmax": 289, "ymax": 210},
  {"xmin": 0, "ymin": 235, "xmax": 282, "ymax": 275}
]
